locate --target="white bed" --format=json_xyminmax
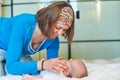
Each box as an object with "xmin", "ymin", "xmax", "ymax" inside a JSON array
[{"xmin": 0, "ymin": 57, "xmax": 120, "ymax": 80}]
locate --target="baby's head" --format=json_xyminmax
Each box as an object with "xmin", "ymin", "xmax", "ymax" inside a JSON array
[{"xmin": 64, "ymin": 59, "xmax": 88, "ymax": 78}]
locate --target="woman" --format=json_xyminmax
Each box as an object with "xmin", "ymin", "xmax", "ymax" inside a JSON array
[{"xmin": 0, "ymin": 1, "xmax": 74, "ymax": 75}]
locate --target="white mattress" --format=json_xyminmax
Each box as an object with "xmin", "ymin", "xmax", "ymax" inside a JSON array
[{"xmin": 0, "ymin": 57, "xmax": 120, "ymax": 80}]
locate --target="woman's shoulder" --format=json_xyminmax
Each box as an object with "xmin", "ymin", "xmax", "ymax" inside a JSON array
[
  {"xmin": 19, "ymin": 13, "xmax": 35, "ymax": 17},
  {"xmin": 14, "ymin": 13, "xmax": 35, "ymax": 20},
  {"xmin": 12, "ymin": 13, "xmax": 36, "ymax": 26}
]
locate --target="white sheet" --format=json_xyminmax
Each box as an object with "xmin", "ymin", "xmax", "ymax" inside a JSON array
[
  {"xmin": 0, "ymin": 75, "xmax": 22, "ymax": 80},
  {"xmin": 0, "ymin": 57, "xmax": 120, "ymax": 80}
]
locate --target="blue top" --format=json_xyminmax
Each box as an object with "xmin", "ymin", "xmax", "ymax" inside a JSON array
[{"xmin": 0, "ymin": 13, "xmax": 59, "ymax": 75}]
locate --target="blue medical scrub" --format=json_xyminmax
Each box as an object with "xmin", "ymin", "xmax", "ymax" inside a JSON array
[{"xmin": 0, "ymin": 13, "xmax": 59, "ymax": 75}]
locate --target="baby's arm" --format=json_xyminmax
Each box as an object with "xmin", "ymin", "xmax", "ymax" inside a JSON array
[{"xmin": 23, "ymin": 74, "xmax": 43, "ymax": 80}]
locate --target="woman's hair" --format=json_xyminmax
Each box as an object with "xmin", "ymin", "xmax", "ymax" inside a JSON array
[{"xmin": 36, "ymin": 1, "xmax": 74, "ymax": 44}]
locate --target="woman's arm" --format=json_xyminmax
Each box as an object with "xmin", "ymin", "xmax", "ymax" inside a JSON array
[
  {"xmin": 46, "ymin": 37, "xmax": 60, "ymax": 59},
  {"xmin": 6, "ymin": 14, "xmax": 39, "ymax": 75}
]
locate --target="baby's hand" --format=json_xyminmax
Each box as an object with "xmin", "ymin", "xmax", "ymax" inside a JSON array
[{"xmin": 63, "ymin": 68, "xmax": 70, "ymax": 77}]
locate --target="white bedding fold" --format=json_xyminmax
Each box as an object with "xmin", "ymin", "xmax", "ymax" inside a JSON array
[{"xmin": 0, "ymin": 57, "xmax": 120, "ymax": 80}]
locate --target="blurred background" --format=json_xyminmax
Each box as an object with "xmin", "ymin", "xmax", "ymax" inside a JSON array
[{"xmin": 0, "ymin": 0, "xmax": 120, "ymax": 60}]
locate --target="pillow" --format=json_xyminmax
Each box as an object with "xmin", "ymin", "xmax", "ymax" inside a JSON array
[
  {"xmin": 0, "ymin": 49, "xmax": 6, "ymax": 76},
  {"xmin": 0, "ymin": 61, "xmax": 5, "ymax": 76}
]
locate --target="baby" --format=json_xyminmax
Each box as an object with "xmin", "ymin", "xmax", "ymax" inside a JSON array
[{"xmin": 23, "ymin": 59, "xmax": 88, "ymax": 80}]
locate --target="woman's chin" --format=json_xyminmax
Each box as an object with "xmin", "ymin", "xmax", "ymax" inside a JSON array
[{"xmin": 50, "ymin": 36, "xmax": 57, "ymax": 39}]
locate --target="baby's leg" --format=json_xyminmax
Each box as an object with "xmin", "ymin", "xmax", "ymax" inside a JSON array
[{"xmin": 23, "ymin": 74, "xmax": 42, "ymax": 80}]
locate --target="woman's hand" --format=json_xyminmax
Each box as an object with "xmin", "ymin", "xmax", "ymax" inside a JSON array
[{"xmin": 43, "ymin": 57, "xmax": 67, "ymax": 74}]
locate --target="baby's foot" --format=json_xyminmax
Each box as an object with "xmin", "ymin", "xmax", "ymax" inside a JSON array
[{"xmin": 23, "ymin": 74, "xmax": 42, "ymax": 80}]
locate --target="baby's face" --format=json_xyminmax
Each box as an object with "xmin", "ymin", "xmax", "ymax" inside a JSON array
[{"xmin": 66, "ymin": 59, "xmax": 87, "ymax": 78}]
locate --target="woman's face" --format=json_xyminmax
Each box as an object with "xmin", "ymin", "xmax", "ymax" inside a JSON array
[{"xmin": 51, "ymin": 7, "xmax": 73, "ymax": 39}]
